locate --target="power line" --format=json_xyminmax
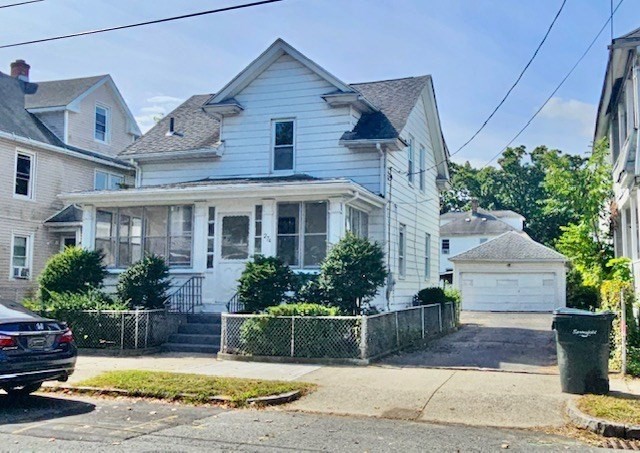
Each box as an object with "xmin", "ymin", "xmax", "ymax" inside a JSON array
[
  {"xmin": 0, "ymin": 0, "xmax": 43, "ymax": 9},
  {"xmin": 0, "ymin": 0, "xmax": 284, "ymax": 49},
  {"xmin": 480, "ymin": 0, "xmax": 625, "ymax": 169}
]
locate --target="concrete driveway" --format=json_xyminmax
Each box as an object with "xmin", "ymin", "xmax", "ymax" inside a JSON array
[{"xmin": 382, "ymin": 311, "xmax": 557, "ymax": 373}]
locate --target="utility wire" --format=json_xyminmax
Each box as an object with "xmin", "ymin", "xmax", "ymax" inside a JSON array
[
  {"xmin": 0, "ymin": 0, "xmax": 283, "ymax": 49},
  {"xmin": 480, "ymin": 0, "xmax": 625, "ymax": 168},
  {"xmin": 0, "ymin": 0, "xmax": 43, "ymax": 9}
]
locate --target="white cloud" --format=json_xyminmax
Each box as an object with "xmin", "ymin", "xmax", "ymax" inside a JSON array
[
  {"xmin": 134, "ymin": 95, "xmax": 184, "ymax": 133},
  {"xmin": 539, "ymin": 97, "xmax": 597, "ymax": 137}
]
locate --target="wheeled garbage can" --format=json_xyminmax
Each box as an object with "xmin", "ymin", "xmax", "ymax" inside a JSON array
[{"xmin": 552, "ymin": 308, "xmax": 615, "ymax": 395}]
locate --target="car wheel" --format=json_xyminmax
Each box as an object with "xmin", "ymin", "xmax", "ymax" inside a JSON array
[{"xmin": 3, "ymin": 383, "xmax": 42, "ymax": 396}]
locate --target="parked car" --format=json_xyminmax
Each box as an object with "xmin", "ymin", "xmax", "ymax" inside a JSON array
[{"xmin": 0, "ymin": 299, "xmax": 76, "ymax": 396}]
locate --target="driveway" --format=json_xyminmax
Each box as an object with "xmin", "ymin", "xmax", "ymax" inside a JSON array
[{"xmin": 381, "ymin": 311, "xmax": 557, "ymax": 373}]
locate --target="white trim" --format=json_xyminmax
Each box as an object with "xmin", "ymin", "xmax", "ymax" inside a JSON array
[
  {"xmin": 13, "ymin": 149, "xmax": 36, "ymax": 201},
  {"xmin": 25, "ymin": 106, "xmax": 67, "ymax": 113},
  {"xmin": 94, "ymin": 103, "xmax": 111, "ymax": 144},
  {"xmin": 126, "ymin": 145, "xmax": 224, "ymax": 162},
  {"xmin": 271, "ymin": 118, "xmax": 296, "ymax": 173},
  {"xmin": 10, "ymin": 232, "xmax": 33, "ymax": 281},
  {"xmin": 418, "ymin": 78, "xmax": 449, "ymax": 182},
  {"xmin": 219, "ymin": 212, "xmax": 252, "ymax": 262}
]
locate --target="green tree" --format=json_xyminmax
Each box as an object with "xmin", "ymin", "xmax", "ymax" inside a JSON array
[
  {"xmin": 237, "ymin": 255, "xmax": 294, "ymax": 313},
  {"xmin": 39, "ymin": 247, "xmax": 106, "ymax": 302},
  {"xmin": 116, "ymin": 255, "xmax": 170, "ymax": 309}
]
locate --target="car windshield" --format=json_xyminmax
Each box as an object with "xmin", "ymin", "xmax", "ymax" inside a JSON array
[{"xmin": 0, "ymin": 299, "xmax": 38, "ymax": 320}]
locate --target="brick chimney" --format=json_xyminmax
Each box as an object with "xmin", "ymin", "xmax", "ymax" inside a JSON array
[
  {"xmin": 10, "ymin": 59, "xmax": 30, "ymax": 81},
  {"xmin": 471, "ymin": 198, "xmax": 479, "ymax": 215}
]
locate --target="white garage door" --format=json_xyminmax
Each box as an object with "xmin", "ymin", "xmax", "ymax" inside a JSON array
[{"xmin": 460, "ymin": 272, "xmax": 557, "ymax": 312}]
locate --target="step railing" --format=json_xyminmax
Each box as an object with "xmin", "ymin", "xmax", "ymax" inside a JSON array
[
  {"xmin": 226, "ymin": 292, "xmax": 245, "ymax": 313},
  {"xmin": 165, "ymin": 276, "xmax": 204, "ymax": 314}
]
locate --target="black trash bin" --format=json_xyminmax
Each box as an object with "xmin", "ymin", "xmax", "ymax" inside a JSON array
[{"xmin": 552, "ymin": 308, "xmax": 615, "ymax": 395}]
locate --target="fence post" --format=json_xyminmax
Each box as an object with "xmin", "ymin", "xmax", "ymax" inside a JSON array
[
  {"xmin": 145, "ymin": 311, "xmax": 150, "ymax": 349},
  {"xmin": 134, "ymin": 309, "xmax": 140, "ymax": 350},
  {"xmin": 438, "ymin": 304, "xmax": 443, "ymax": 334},
  {"xmin": 290, "ymin": 316, "xmax": 295, "ymax": 357},
  {"xmin": 120, "ymin": 312, "xmax": 125, "ymax": 350},
  {"xmin": 395, "ymin": 311, "xmax": 400, "ymax": 347},
  {"xmin": 421, "ymin": 306, "xmax": 425, "ymax": 339},
  {"xmin": 359, "ymin": 315, "xmax": 368, "ymax": 359}
]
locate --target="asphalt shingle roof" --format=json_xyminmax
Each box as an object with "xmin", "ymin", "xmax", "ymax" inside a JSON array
[
  {"xmin": 441, "ymin": 208, "xmax": 523, "ymax": 220},
  {"xmin": 44, "ymin": 205, "xmax": 83, "ymax": 223},
  {"xmin": 449, "ymin": 231, "xmax": 567, "ymax": 262},
  {"xmin": 24, "ymin": 75, "xmax": 106, "ymax": 109},
  {"xmin": 440, "ymin": 214, "xmax": 516, "ymax": 236}
]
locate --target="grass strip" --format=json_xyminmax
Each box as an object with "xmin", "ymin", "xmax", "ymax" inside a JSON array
[
  {"xmin": 75, "ymin": 370, "xmax": 314, "ymax": 405},
  {"xmin": 578, "ymin": 394, "xmax": 640, "ymax": 426}
]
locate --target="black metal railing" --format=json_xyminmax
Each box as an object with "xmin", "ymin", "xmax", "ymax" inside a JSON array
[
  {"xmin": 226, "ymin": 292, "xmax": 245, "ymax": 313},
  {"xmin": 165, "ymin": 276, "xmax": 204, "ymax": 314}
]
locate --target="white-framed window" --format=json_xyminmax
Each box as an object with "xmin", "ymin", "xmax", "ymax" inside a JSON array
[
  {"xmin": 345, "ymin": 206, "xmax": 369, "ymax": 238},
  {"xmin": 60, "ymin": 235, "xmax": 77, "ymax": 252},
  {"xmin": 425, "ymin": 233, "xmax": 431, "ymax": 279},
  {"xmin": 419, "ymin": 146, "xmax": 426, "ymax": 191},
  {"xmin": 254, "ymin": 205, "xmax": 263, "ymax": 255},
  {"xmin": 277, "ymin": 201, "xmax": 327, "ymax": 268},
  {"xmin": 95, "ymin": 104, "xmax": 110, "ymax": 142},
  {"xmin": 442, "ymin": 238, "xmax": 450, "ymax": 255},
  {"xmin": 206, "ymin": 207, "xmax": 215, "ymax": 269},
  {"xmin": 14, "ymin": 151, "xmax": 35, "ymax": 199},
  {"xmin": 10, "ymin": 233, "xmax": 31, "ymax": 280},
  {"xmin": 272, "ymin": 119, "xmax": 295, "ymax": 171},
  {"xmin": 94, "ymin": 170, "xmax": 125, "ymax": 191},
  {"xmin": 407, "ymin": 136, "xmax": 414, "ymax": 184},
  {"xmin": 398, "ymin": 224, "xmax": 406, "ymax": 277}
]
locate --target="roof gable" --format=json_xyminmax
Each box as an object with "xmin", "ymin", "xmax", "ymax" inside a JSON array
[{"xmin": 449, "ymin": 231, "xmax": 567, "ymax": 262}]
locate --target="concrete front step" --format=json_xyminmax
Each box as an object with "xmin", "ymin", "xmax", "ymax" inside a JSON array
[
  {"xmin": 162, "ymin": 343, "xmax": 220, "ymax": 354},
  {"xmin": 168, "ymin": 333, "xmax": 221, "ymax": 345},
  {"xmin": 187, "ymin": 314, "xmax": 222, "ymax": 324},
  {"xmin": 178, "ymin": 323, "xmax": 220, "ymax": 335}
]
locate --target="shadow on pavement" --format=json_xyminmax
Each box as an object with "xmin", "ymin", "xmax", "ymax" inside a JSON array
[{"xmin": 0, "ymin": 393, "xmax": 95, "ymax": 425}]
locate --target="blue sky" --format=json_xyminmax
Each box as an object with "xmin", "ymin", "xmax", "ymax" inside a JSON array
[{"xmin": 0, "ymin": 0, "xmax": 637, "ymax": 166}]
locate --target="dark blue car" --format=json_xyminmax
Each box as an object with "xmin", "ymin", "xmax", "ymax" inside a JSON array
[{"xmin": 0, "ymin": 299, "xmax": 76, "ymax": 396}]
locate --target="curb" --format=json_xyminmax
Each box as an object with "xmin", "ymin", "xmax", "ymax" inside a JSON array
[
  {"xmin": 43, "ymin": 385, "xmax": 302, "ymax": 407},
  {"xmin": 566, "ymin": 399, "xmax": 640, "ymax": 439}
]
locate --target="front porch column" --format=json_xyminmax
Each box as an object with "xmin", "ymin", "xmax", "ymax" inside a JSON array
[
  {"xmin": 632, "ymin": 194, "xmax": 639, "ymax": 261},
  {"xmin": 261, "ymin": 199, "xmax": 277, "ymax": 257},
  {"xmin": 328, "ymin": 197, "xmax": 345, "ymax": 247},
  {"xmin": 192, "ymin": 202, "xmax": 207, "ymax": 271},
  {"xmin": 81, "ymin": 205, "xmax": 95, "ymax": 250}
]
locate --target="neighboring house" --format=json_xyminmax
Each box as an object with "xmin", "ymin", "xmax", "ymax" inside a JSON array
[
  {"xmin": 0, "ymin": 60, "xmax": 140, "ymax": 300},
  {"xmin": 439, "ymin": 199, "xmax": 524, "ymax": 280},
  {"xmin": 62, "ymin": 39, "xmax": 450, "ymax": 312},
  {"xmin": 450, "ymin": 231, "xmax": 567, "ymax": 312},
  {"xmin": 595, "ymin": 27, "xmax": 640, "ymax": 292}
]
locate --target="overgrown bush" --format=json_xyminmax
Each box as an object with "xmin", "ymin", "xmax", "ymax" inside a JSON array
[
  {"xmin": 265, "ymin": 303, "xmax": 341, "ymax": 317},
  {"xmin": 566, "ymin": 267, "xmax": 599, "ymax": 310},
  {"xmin": 39, "ymin": 247, "xmax": 106, "ymax": 302},
  {"xmin": 293, "ymin": 274, "xmax": 327, "ymax": 305},
  {"xmin": 237, "ymin": 255, "xmax": 294, "ymax": 313},
  {"xmin": 414, "ymin": 287, "xmax": 459, "ymax": 306},
  {"xmin": 116, "ymin": 255, "xmax": 170, "ymax": 309},
  {"xmin": 316, "ymin": 233, "xmax": 387, "ymax": 314},
  {"xmin": 28, "ymin": 289, "xmax": 125, "ymax": 319}
]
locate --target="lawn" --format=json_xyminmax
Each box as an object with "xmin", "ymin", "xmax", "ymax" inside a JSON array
[
  {"xmin": 75, "ymin": 370, "xmax": 314, "ymax": 405},
  {"xmin": 578, "ymin": 394, "xmax": 640, "ymax": 425}
]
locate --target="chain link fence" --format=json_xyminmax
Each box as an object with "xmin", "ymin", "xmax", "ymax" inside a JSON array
[
  {"xmin": 221, "ymin": 302, "xmax": 458, "ymax": 361},
  {"xmin": 59, "ymin": 309, "xmax": 184, "ymax": 350}
]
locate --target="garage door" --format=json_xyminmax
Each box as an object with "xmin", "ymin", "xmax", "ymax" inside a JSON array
[{"xmin": 460, "ymin": 272, "xmax": 557, "ymax": 312}]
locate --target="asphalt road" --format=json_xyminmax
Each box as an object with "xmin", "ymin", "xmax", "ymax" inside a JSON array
[{"xmin": 0, "ymin": 393, "xmax": 597, "ymax": 452}]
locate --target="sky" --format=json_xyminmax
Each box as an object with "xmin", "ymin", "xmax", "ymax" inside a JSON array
[{"xmin": 0, "ymin": 0, "xmax": 638, "ymax": 168}]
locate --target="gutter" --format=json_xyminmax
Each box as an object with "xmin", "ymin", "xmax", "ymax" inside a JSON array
[
  {"xmin": 122, "ymin": 145, "xmax": 224, "ymax": 162},
  {"xmin": 338, "ymin": 138, "xmax": 406, "ymax": 151}
]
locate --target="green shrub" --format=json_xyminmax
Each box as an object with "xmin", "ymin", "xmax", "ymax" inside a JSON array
[
  {"xmin": 566, "ymin": 268, "xmax": 599, "ymax": 310},
  {"xmin": 38, "ymin": 290, "xmax": 125, "ymax": 319},
  {"xmin": 237, "ymin": 255, "xmax": 294, "ymax": 313},
  {"xmin": 38, "ymin": 247, "xmax": 106, "ymax": 302},
  {"xmin": 444, "ymin": 287, "xmax": 461, "ymax": 305},
  {"xmin": 414, "ymin": 287, "xmax": 447, "ymax": 305},
  {"xmin": 265, "ymin": 303, "xmax": 341, "ymax": 317},
  {"xmin": 116, "ymin": 255, "xmax": 170, "ymax": 309},
  {"xmin": 317, "ymin": 233, "xmax": 387, "ymax": 314}
]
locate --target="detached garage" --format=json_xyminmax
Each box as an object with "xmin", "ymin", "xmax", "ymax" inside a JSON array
[{"xmin": 449, "ymin": 231, "xmax": 568, "ymax": 312}]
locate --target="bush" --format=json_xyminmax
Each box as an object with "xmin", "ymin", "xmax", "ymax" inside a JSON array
[
  {"xmin": 116, "ymin": 255, "xmax": 170, "ymax": 309},
  {"xmin": 39, "ymin": 247, "xmax": 106, "ymax": 302},
  {"xmin": 237, "ymin": 255, "xmax": 294, "ymax": 313},
  {"xmin": 265, "ymin": 303, "xmax": 341, "ymax": 317},
  {"xmin": 317, "ymin": 233, "xmax": 387, "ymax": 314},
  {"xmin": 414, "ymin": 287, "xmax": 447, "ymax": 305},
  {"xmin": 566, "ymin": 268, "xmax": 599, "ymax": 310},
  {"xmin": 36, "ymin": 289, "xmax": 125, "ymax": 319}
]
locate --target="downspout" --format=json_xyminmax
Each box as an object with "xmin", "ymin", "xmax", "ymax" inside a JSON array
[{"xmin": 130, "ymin": 159, "xmax": 141, "ymax": 188}]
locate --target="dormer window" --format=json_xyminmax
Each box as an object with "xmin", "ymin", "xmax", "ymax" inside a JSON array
[
  {"xmin": 273, "ymin": 119, "xmax": 294, "ymax": 171},
  {"xmin": 95, "ymin": 105, "xmax": 109, "ymax": 142}
]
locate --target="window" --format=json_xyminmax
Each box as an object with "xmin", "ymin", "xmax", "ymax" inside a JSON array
[
  {"xmin": 277, "ymin": 201, "xmax": 327, "ymax": 268},
  {"xmin": 419, "ymin": 146, "xmax": 426, "ymax": 191},
  {"xmin": 11, "ymin": 234, "xmax": 31, "ymax": 279},
  {"xmin": 61, "ymin": 235, "xmax": 77, "ymax": 251},
  {"xmin": 273, "ymin": 120, "xmax": 294, "ymax": 171},
  {"xmin": 95, "ymin": 205, "xmax": 193, "ymax": 268},
  {"xmin": 441, "ymin": 238, "xmax": 450, "ymax": 255},
  {"xmin": 425, "ymin": 233, "xmax": 431, "ymax": 279},
  {"xmin": 221, "ymin": 215, "xmax": 250, "ymax": 260},
  {"xmin": 407, "ymin": 136, "xmax": 414, "ymax": 184},
  {"xmin": 345, "ymin": 206, "xmax": 369, "ymax": 238},
  {"xmin": 95, "ymin": 105, "xmax": 109, "ymax": 142},
  {"xmin": 254, "ymin": 205, "xmax": 263, "ymax": 255},
  {"xmin": 398, "ymin": 224, "xmax": 406, "ymax": 277},
  {"xmin": 206, "ymin": 207, "xmax": 215, "ymax": 269},
  {"xmin": 95, "ymin": 170, "xmax": 125, "ymax": 190},
  {"xmin": 14, "ymin": 152, "xmax": 34, "ymax": 198},
  {"xmin": 480, "ymin": 238, "xmax": 488, "ymax": 244}
]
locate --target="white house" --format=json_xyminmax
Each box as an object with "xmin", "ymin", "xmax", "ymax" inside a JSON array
[
  {"xmin": 594, "ymin": 27, "xmax": 640, "ymax": 293},
  {"xmin": 62, "ymin": 39, "xmax": 450, "ymax": 312},
  {"xmin": 439, "ymin": 200, "xmax": 524, "ymax": 280}
]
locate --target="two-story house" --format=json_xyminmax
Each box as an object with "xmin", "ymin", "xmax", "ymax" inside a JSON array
[
  {"xmin": 0, "ymin": 59, "xmax": 140, "ymax": 300},
  {"xmin": 62, "ymin": 39, "xmax": 450, "ymax": 312},
  {"xmin": 439, "ymin": 200, "xmax": 524, "ymax": 281},
  {"xmin": 595, "ymin": 27, "xmax": 640, "ymax": 293}
]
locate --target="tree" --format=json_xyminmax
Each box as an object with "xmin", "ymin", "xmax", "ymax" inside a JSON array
[
  {"xmin": 39, "ymin": 247, "xmax": 106, "ymax": 302},
  {"xmin": 237, "ymin": 255, "xmax": 294, "ymax": 313},
  {"xmin": 116, "ymin": 255, "xmax": 170, "ymax": 309}
]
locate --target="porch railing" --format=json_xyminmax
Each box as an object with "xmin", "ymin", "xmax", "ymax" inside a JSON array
[
  {"xmin": 226, "ymin": 292, "xmax": 245, "ymax": 313},
  {"xmin": 165, "ymin": 276, "xmax": 204, "ymax": 314}
]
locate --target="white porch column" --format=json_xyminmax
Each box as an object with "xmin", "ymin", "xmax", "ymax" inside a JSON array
[
  {"xmin": 81, "ymin": 205, "xmax": 95, "ymax": 250},
  {"xmin": 328, "ymin": 197, "xmax": 345, "ymax": 247},
  {"xmin": 261, "ymin": 199, "xmax": 277, "ymax": 257},
  {"xmin": 192, "ymin": 202, "xmax": 207, "ymax": 272},
  {"xmin": 632, "ymin": 194, "xmax": 639, "ymax": 261}
]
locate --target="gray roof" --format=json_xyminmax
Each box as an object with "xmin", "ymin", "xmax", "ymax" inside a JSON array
[
  {"xmin": 449, "ymin": 231, "xmax": 567, "ymax": 262},
  {"xmin": 128, "ymin": 173, "xmax": 322, "ymax": 190},
  {"xmin": 616, "ymin": 26, "xmax": 640, "ymax": 43},
  {"xmin": 121, "ymin": 76, "xmax": 431, "ymax": 157},
  {"xmin": 24, "ymin": 75, "xmax": 105, "ymax": 109},
  {"xmin": 441, "ymin": 208, "xmax": 523, "ymax": 220},
  {"xmin": 44, "ymin": 205, "xmax": 83, "ymax": 224},
  {"xmin": 120, "ymin": 94, "xmax": 218, "ymax": 156},
  {"xmin": 441, "ymin": 214, "xmax": 516, "ymax": 236},
  {"xmin": 0, "ymin": 72, "xmax": 130, "ymax": 167}
]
